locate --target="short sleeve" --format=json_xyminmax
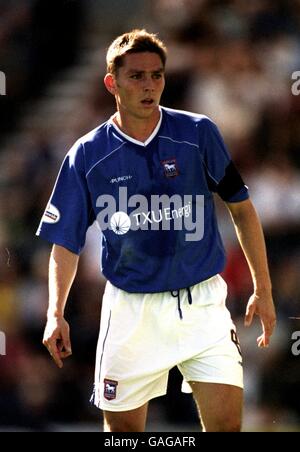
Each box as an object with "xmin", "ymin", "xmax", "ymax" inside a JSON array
[
  {"xmin": 36, "ymin": 142, "xmax": 95, "ymax": 254},
  {"xmin": 201, "ymin": 118, "xmax": 249, "ymax": 203}
]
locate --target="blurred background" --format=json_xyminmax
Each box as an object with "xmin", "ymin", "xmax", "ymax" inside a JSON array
[{"xmin": 0, "ymin": 0, "xmax": 300, "ymax": 432}]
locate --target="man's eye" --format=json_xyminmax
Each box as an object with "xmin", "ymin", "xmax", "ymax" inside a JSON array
[
  {"xmin": 130, "ymin": 74, "xmax": 141, "ymax": 79},
  {"xmin": 153, "ymin": 74, "xmax": 162, "ymax": 79}
]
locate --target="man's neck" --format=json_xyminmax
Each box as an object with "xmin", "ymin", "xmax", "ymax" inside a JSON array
[{"xmin": 113, "ymin": 109, "xmax": 161, "ymax": 143}]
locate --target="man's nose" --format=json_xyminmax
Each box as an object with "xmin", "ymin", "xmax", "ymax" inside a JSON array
[{"xmin": 143, "ymin": 75, "xmax": 154, "ymax": 91}]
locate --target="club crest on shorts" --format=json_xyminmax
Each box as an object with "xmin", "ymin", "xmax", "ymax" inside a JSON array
[
  {"xmin": 104, "ymin": 378, "xmax": 118, "ymax": 400},
  {"xmin": 161, "ymin": 158, "xmax": 179, "ymax": 178}
]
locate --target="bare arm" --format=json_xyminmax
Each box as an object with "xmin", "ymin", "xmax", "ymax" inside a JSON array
[
  {"xmin": 43, "ymin": 244, "xmax": 79, "ymax": 368},
  {"xmin": 226, "ymin": 198, "xmax": 276, "ymax": 347}
]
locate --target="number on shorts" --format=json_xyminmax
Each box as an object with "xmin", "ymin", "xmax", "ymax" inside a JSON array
[{"xmin": 231, "ymin": 329, "xmax": 242, "ymax": 357}]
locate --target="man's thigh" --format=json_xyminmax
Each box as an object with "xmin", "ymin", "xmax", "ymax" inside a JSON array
[{"xmin": 191, "ymin": 382, "xmax": 243, "ymax": 432}]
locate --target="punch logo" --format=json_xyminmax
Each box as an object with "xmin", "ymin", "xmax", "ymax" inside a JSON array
[
  {"xmin": 0, "ymin": 71, "xmax": 6, "ymax": 96},
  {"xmin": 104, "ymin": 379, "xmax": 118, "ymax": 400},
  {"xmin": 96, "ymin": 187, "xmax": 204, "ymax": 241},
  {"xmin": 291, "ymin": 71, "xmax": 300, "ymax": 96},
  {"xmin": 110, "ymin": 175, "xmax": 133, "ymax": 184},
  {"xmin": 0, "ymin": 331, "xmax": 6, "ymax": 356},
  {"xmin": 43, "ymin": 203, "xmax": 60, "ymax": 224},
  {"xmin": 161, "ymin": 158, "xmax": 179, "ymax": 178}
]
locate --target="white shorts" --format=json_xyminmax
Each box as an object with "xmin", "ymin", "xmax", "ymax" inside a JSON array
[{"xmin": 91, "ymin": 274, "xmax": 243, "ymax": 412}]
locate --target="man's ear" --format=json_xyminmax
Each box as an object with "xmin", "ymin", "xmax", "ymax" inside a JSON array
[{"xmin": 104, "ymin": 73, "xmax": 117, "ymax": 95}]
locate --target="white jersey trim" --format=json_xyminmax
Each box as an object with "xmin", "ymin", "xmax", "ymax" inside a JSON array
[
  {"xmin": 159, "ymin": 135, "xmax": 199, "ymax": 149},
  {"xmin": 86, "ymin": 142, "xmax": 127, "ymax": 178},
  {"xmin": 109, "ymin": 108, "xmax": 162, "ymax": 147}
]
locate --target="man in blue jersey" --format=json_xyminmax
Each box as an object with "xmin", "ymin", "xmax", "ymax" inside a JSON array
[{"xmin": 39, "ymin": 29, "xmax": 276, "ymax": 432}]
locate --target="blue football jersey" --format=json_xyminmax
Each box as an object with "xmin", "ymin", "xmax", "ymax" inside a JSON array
[{"xmin": 36, "ymin": 107, "xmax": 249, "ymax": 292}]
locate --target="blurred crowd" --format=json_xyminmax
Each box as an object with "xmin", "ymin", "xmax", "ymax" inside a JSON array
[{"xmin": 0, "ymin": 0, "xmax": 300, "ymax": 431}]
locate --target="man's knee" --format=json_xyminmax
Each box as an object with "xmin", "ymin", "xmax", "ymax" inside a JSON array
[
  {"xmin": 104, "ymin": 417, "xmax": 138, "ymax": 432},
  {"xmin": 219, "ymin": 420, "xmax": 241, "ymax": 432},
  {"xmin": 206, "ymin": 418, "xmax": 241, "ymax": 432}
]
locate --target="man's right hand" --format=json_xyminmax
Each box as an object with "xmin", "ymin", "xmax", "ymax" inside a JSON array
[{"xmin": 43, "ymin": 316, "xmax": 72, "ymax": 368}]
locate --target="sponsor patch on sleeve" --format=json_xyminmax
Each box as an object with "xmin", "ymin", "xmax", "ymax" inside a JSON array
[{"xmin": 43, "ymin": 203, "xmax": 61, "ymax": 224}]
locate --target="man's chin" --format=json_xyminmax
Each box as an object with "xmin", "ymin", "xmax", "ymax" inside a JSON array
[{"xmin": 138, "ymin": 105, "xmax": 159, "ymax": 117}]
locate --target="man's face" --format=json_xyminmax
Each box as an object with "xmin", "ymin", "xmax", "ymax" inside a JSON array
[{"xmin": 108, "ymin": 52, "xmax": 165, "ymax": 120}]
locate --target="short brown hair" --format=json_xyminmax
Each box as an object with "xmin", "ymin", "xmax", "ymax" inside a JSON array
[{"xmin": 106, "ymin": 29, "xmax": 167, "ymax": 74}]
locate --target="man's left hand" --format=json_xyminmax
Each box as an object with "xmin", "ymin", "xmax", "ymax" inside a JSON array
[{"xmin": 244, "ymin": 292, "xmax": 276, "ymax": 348}]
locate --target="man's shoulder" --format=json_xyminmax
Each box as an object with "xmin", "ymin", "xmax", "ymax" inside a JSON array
[
  {"xmin": 77, "ymin": 120, "xmax": 111, "ymax": 147},
  {"xmin": 162, "ymin": 106, "xmax": 212, "ymax": 126},
  {"xmin": 160, "ymin": 107, "xmax": 215, "ymax": 143},
  {"xmin": 61, "ymin": 120, "xmax": 112, "ymax": 171},
  {"xmin": 67, "ymin": 119, "xmax": 115, "ymax": 162}
]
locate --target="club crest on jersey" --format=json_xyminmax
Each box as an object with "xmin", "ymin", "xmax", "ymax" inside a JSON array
[
  {"xmin": 104, "ymin": 378, "xmax": 118, "ymax": 400},
  {"xmin": 161, "ymin": 158, "xmax": 179, "ymax": 178}
]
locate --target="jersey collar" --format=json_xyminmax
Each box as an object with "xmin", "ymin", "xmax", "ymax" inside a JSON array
[{"xmin": 109, "ymin": 107, "xmax": 163, "ymax": 147}]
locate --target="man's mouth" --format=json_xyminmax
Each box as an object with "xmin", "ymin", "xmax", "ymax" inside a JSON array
[{"xmin": 141, "ymin": 99, "xmax": 154, "ymax": 106}]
